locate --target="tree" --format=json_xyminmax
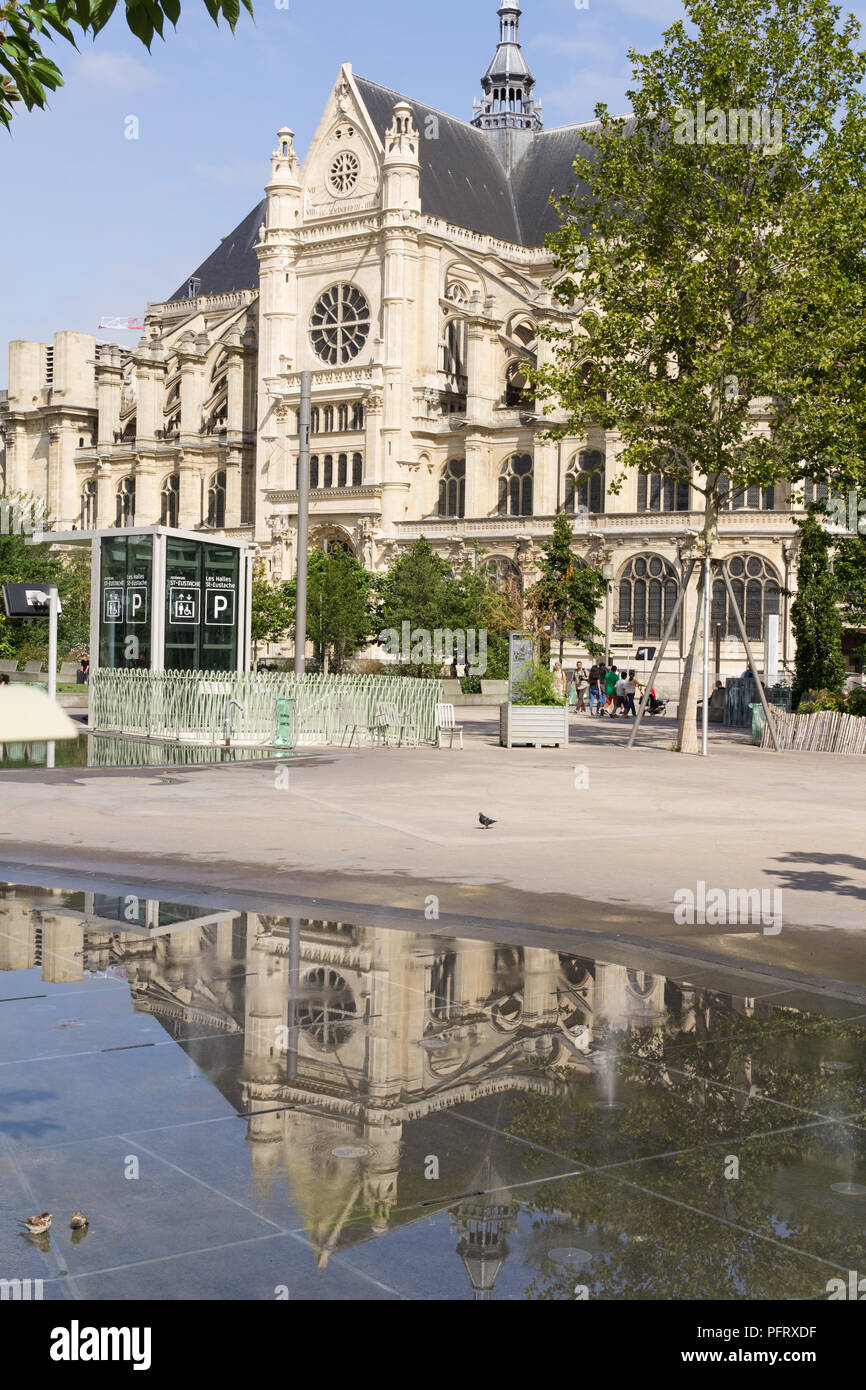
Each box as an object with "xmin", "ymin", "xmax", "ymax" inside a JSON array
[
  {"xmin": 249, "ymin": 565, "xmax": 293, "ymax": 670},
  {"xmin": 0, "ymin": 492, "xmax": 90, "ymax": 659},
  {"xmin": 0, "ymin": 0, "xmax": 252, "ymax": 129},
  {"xmin": 528, "ymin": 0, "xmax": 866, "ymax": 752},
  {"xmin": 525, "ymin": 511, "xmax": 605, "ymax": 662},
  {"xmin": 454, "ymin": 554, "xmax": 522, "ymax": 684},
  {"xmin": 833, "ymin": 529, "xmax": 866, "ymax": 671},
  {"xmin": 790, "ymin": 513, "xmax": 846, "ymax": 705},
  {"xmin": 285, "ymin": 547, "xmax": 374, "ymax": 674},
  {"xmin": 375, "ymin": 538, "xmax": 464, "ymax": 676}
]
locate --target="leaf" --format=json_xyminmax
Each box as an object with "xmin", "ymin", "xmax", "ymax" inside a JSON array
[{"xmin": 123, "ymin": 0, "xmax": 155, "ymax": 46}]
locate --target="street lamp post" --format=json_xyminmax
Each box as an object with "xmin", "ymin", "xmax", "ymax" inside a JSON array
[
  {"xmin": 294, "ymin": 371, "xmax": 312, "ymax": 677},
  {"xmin": 602, "ymin": 561, "xmax": 615, "ymax": 664}
]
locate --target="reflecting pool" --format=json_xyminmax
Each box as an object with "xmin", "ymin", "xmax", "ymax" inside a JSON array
[{"xmin": 1, "ymin": 879, "xmax": 864, "ymax": 1300}]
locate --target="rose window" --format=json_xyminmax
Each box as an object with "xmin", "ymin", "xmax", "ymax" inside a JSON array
[
  {"xmin": 328, "ymin": 150, "xmax": 360, "ymax": 196},
  {"xmin": 310, "ymin": 284, "xmax": 371, "ymax": 365}
]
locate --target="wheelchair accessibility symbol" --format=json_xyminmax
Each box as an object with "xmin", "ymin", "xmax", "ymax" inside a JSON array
[{"xmin": 170, "ymin": 587, "xmax": 200, "ymax": 624}]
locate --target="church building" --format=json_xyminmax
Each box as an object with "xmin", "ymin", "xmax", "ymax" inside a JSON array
[{"xmin": 0, "ymin": 3, "xmax": 808, "ymax": 676}]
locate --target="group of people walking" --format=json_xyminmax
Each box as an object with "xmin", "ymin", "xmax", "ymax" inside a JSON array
[{"xmin": 552, "ymin": 660, "xmax": 649, "ymax": 718}]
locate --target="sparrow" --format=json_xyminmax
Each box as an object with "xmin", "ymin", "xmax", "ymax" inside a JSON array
[
  {"xmin": 478, "ymin": 812, "xmax": 496, "ymax": 829},
  {"xmin": 18, "ymin": 1212, "xmax": 52, "ymax": 1234},
  {"xmin": 70, "ymin": 1211, "xmax": 88, "ymax": 1229}
]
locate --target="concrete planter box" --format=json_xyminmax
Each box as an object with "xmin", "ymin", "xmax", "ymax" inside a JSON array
[{"xmin": 500, "ymin": 702, "xmax": 569, "ymax": 748}]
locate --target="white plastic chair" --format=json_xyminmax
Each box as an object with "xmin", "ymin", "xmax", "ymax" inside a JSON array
[{"xmin": 435, "ymin": 702, "xmax": 463, "ymax": 749}]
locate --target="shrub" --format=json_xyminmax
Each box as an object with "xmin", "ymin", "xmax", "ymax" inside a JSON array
[{"xmin": 512, "ymin": 663, "xmax": 565, "ymax": 706}]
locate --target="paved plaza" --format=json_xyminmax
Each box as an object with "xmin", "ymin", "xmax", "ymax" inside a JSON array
[{"xmin": 3, "ymin": 709, "xmax": 864, "ymax": 990}]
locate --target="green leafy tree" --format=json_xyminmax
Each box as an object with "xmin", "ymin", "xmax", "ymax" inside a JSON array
[
  {"xmin": 525, "ymin": 511, "xmax": 605, "ymax": 662},
  {"xmin": 833, "ymin": 528, "xmax": 866, "ymax": 671},
  {"xmin": 0, "ymin": 0, "xmax": 252, "ymax": 130},
  {"xmin": 527, "ymin": 0, "xmax": 866, "ymax": 753},
  {"xmin": 249, "ymin": 565, "xmax": 293, "ymax": 670},
  {"xmin": 454, "ymin": 552, "xmax": 523, "ymax": 686},
  {"xmin": 375, "ymin": 537, "xmax": 464, "ymax": 676},
  {"xmin": 790, "ymin": 513, "xmax": 846, "ymax": 706},
  {"xmin": 0, "ymin": 492, "xmax": 90, "ymax": 659},
  {"xmin": 285, "ymin": 547, "xmax": 374, "ymax": 674}
]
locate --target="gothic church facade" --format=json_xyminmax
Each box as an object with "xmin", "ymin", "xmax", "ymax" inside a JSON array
[{"xmin": 1, "ymin": 4, "xmax": 807, "ymax": 673}]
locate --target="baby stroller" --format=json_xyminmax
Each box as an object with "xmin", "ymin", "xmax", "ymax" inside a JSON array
[{"xmin": 646, "ymin": 688, "xmax": 666, "ymax": 716}]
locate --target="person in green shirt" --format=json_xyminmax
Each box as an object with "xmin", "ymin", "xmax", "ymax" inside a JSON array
[{"xmin": 603, "ymin": 664, "xmax": 619, "ymax": 715}]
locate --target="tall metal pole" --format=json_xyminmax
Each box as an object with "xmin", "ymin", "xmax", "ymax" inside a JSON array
[
  {"xmin": 700, "ymin": 554, "xmax": 710, "ymax": 757},
  {"xmin": 602, "ymin": 562, "xmax": 614, "ymax": 665},
  {"xmin": 47, "ymin": 587, "xmax": 57, "ymax": 770},
  {"xmin": 294, "ymin": 370, "xmax": 312, "ymax": 677}
]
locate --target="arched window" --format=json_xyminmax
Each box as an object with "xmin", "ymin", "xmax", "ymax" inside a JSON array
[
  {"xmin": 498, "ymin": 454, "xmax": 533, "ymax": 516},
  {"xmin": 565, "ymin": 450, "xmax": 604, "ymax": 514},
  {"xmin": 638, "ymin": 471, "xmax": 690, "ymax": 512},
  {"xmin": 337, "ymin": 404, "xmax": 348, "ymax": 432},
  {"xmin": 160, "ymin": 472, "xmax": 179, "ymax": 528},
  {"xmin": 323, "ymin": 454, "xmax": 333, "ymax": 488},
  {"xmin": 484, "ymin": 555, "xmax": 524, "ymax": 596},
  {"xmin": 618, "ymin": 555, "xmax": 680, "ymax": 640},
  {"xmin": 438, "ymin": 459, "xmax": 466, "ymax": 518},
  {"xmin": 352, "ymin": 453, "xmax": 362, "ymax": 486},
  {"xmin": 337, "ymin": 453, "xmax": 347, "ymax": 487},
  {"xmin": 309, "ymin": 455, "xmax": 319, "ymax": 489},
  {"xmin": 80, "ymin": 478, "xmax": 97, "ymax": 529},
  {"xmin": 712, "ymin": 555, "xmax": 780, "ymax": 640},
  {"xmin": 115, "ymin": 476, "xmax": 135, "ymax": 528},
  {"xmin": 310, "ymin": 407, "xmax": 320, "ymax": 435},
  {"xmin": 352, "ymin": 403, "xmax": 364, "ymax": 430},
  {"xmin": 323, "ymin": 405, "xmax": 334, "ymax": 433},
  {"xmin": 207, "ymin": 470, "xmax": 226, "ymax": 528}
]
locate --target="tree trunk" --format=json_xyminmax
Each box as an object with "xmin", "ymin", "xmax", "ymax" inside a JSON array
[
  {"xmin": 675, "ymin": 492, "xmax": 719, "ymax": 754},
  {"xmin": 675, "ymin": 567, "xmax": 705, "ymax": 754}
]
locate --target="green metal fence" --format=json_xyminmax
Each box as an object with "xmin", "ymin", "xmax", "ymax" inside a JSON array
[{"xmin": 89, "ymin": 670, "xmax": 443, "ymax": 747}]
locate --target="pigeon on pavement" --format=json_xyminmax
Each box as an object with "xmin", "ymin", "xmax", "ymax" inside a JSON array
[{"xmin": 478, "ymin": 812, "xmax": 496, "ymax": 829}]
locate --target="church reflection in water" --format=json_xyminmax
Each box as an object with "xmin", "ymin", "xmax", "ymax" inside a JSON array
[{"xmin": 2, "ymin": 883, "xmax": 861, "ymax": 1300}]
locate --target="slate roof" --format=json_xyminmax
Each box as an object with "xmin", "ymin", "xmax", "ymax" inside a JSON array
[
  {"xmin": 168, "ymin": 78, "xmax": 618, "ymax": 299},
  {"xmin": 510, "ymin": 123, "xmax": 601, "ymax": 247}
]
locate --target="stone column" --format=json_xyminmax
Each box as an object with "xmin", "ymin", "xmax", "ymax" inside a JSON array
[
  {"xmin": 177, "ymin": 454, "xmax": 201, "ymax": 529},
  {"xmin": 96, "ymin": 460, "xmax": 114, "ymax": 527},
  {"xmin": 95, "ymin": 345, "xmax": 123, "ymax": 447},
  {"xmin": 464, "ymin": 432, "xmax": 491, "ymax": 520}
]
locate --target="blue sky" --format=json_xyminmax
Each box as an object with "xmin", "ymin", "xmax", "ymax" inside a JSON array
[{"xmin": 1, "ymin": 0, "xmax": 864, "ymax": 386}]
